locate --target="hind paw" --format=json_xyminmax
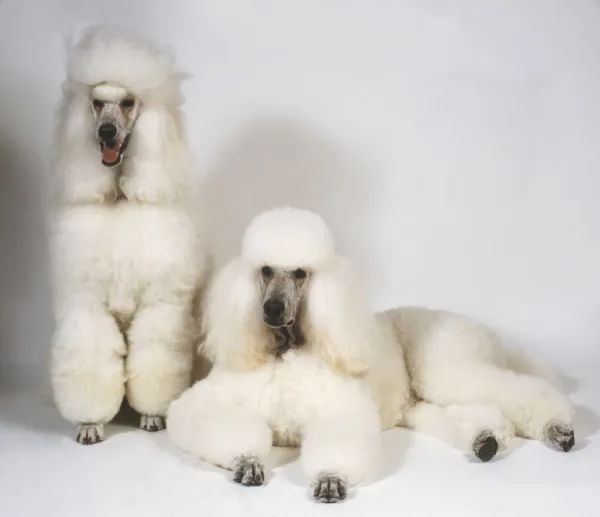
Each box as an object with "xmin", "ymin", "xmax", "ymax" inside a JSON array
[
  {"xmin": 76, "ymin": 423, "xmax": 104, "ymax": 445},
  {"xmin": 232, "ymin": 455, "xmax": 265, "ymax": 486},
  {"xmin": 140, "ymin": 415, "xmax": 165, "ymax": 432},
  {"xmin": 313, "ymin": 473, "xmax": 347, "ymax": 503},
  {"xmin": 473, "ymin": 430, "xmax": 498, "ymax": 462},
  {"xmin": 545, "ymin": 421, "xmax": 575, "ymax": 452}
]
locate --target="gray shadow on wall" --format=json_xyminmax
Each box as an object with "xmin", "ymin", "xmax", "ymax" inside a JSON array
[
  {"xmin": 200, "ymin": 117, "xmax": 377, "ymax": 268},
  {"xmin": 0, "ymin": 133, "xmax": 53, "ymax": 393}
]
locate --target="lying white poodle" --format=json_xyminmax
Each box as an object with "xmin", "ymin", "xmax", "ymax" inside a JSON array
[
  {"xmin": 167, "ymin": 206, "xmax": 412, "ymax": 502},
  {"xmin": 167, "ymin": 207, "xmax": 575, "ymax": 502},
  {"xmin": 49, "ymin": 25, "xmax": 208, "ymax": 444}
]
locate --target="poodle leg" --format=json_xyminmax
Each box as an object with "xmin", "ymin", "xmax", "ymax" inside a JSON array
[
  {"xmin": 420, "ymin": 361, "xmax": 574, "ymax": 449},
  {"xmin": 167, "ymin": 383, "xmax": 273, "ymax": 485},
  {"xmin": 503, "ymin": 354, "xmax": 574, "ymax": 450},
  {"xmin": 125, "ymin": 301, "xmax": 195, "ymax": 430},
  {"xmin": 51, "ymin": 307, "xmax": 126, "ymax": 444},
  {"xmin": 405, "ymin": 401, "xmax": 515, "ymax": 461},
  {"xmin": 301, "ymin": 411, "xmax": 381, "ymax": 503}
]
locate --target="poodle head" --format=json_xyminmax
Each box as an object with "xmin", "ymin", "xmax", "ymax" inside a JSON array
[
  {"xmin": 202, "ymin": 207, "xmax": 373, "ymax": 376},
  {"xmin": 243, "ymin": 207, "xmax": 335, "ymax": 329},
  {"xmin": 55, "ymin": 25, "xmax": 191, "ymax": 204}
]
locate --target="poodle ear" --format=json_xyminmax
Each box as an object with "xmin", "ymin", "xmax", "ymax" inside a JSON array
[
  {"xmin": 305, "ymin": 256, "xmax": 373, "ymax": 376},
  {"xmin": 200, "ymin": 257, "xmax": 271, "ymax": 371},
  {"xmin": 120, "ymin": 105, "xmax": 189, "ymax": 203},
  {"xmin": 55, "ymin": 92, "xmax": 117, "ymax": 204}
]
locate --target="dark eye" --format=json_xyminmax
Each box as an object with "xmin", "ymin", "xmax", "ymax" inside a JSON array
[
  {"xmin": 92, "ymin": 99, "xmax": 105, "ymax": 110},
  {"xmin": 261, "ymin": 266, "xmax": 273, "ymax": 278},
  {"xmin": 293, "ymin": 269, "xmax": 307, "ymax": 280},
  {"xmin": 120, "ymin": 98, "xmax": 134, "ymax": 108}
]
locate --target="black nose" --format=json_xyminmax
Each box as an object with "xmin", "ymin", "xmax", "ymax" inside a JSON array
[
  {"xmin": 263, "ymin": 299, "xmax": 285, "ymax": 319},
  {"xmin": 98, "ymin": 123, "xmax": 117, "ymax": 141}
]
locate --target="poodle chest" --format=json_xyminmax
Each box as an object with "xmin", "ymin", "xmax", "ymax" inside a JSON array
[
  {"xmin": 215, "ymin": 351, "xmax": 374, "ymax": 443},
  {"xmin": 56, "ymin": 204, "xmax": 198, "ymax": 317}
]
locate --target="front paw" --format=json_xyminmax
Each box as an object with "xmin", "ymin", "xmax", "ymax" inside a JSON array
[
  {"xmin": 545, "ymin": 420, "xmax": 575, "ymax": 452},
  {"xmin": 76, "ymin": 423, "xmax": 104, "ymax": 445},
  {"xmin": 140, "ymin": 415, "xmax": 165, "ymax": 432},
  {"xmin": 472, "ymin": 430, "xmax": 499, "ymax": 462},
  {"xmin": 313, "ymin": 473, "xmax": 347, "ymax": 503},
  {"xmin": 232, "ymin": 455, "xmax": 265, "ymax": 486}
]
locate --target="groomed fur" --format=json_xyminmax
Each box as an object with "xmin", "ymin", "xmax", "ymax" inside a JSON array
[
  {"xmin": 200, "ymin": 254, "xmax": 374, "ymax": 376},
  {"xmin": 50, "ymin": 25, "xmax": 209, "ymax": 441},
  {"xmin": 168, "ymin": 207, "xmax": 412, "ymax": 501},
  {"xmin": 384, "ymin": 307, "xmax": 575, "ymax": 458},
  {"xmin": 66, "ymin": 25, "xmax": 186, "ymax": 105},
  {"xmin": 242, "ymin": 207, "xmax": 335, "ymax": 270}
]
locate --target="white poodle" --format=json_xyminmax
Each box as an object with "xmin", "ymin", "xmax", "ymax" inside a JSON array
[
  {"xmin": 49, "ymin": 25, "xmax": 208, "ymax": 444},
  {"xmin": 167, "ymin": 206, "xmax": 575, "ymax": 502}
]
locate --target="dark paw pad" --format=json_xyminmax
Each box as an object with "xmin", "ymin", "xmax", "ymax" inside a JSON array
[
  {"xmin": 232, "ymin": 456, "xmax": 265, "ymax": 486},
  {"xmin": 473, "ymin": 431, "xmax": 498, "ymax": 462},
  {"xmin": 545, "ymin": 421, "xmax": 575, "ymax": 452},
  {"xmin": 76, "ymin": 423, "xmax": 104, "ymax": 445},
  {"xmin": 140, "ymin": 415, "xmax": 165, "ymax": 432},
  {"xmin": 313, "ymin": 474, "xmax": 347, "ymax": 503}
]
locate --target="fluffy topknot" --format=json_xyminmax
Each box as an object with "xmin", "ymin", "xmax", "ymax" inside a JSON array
[
  {"xmin": 65, "ymin": 24, "xmax": 187, "ymax": 105},
  {"xmin": 242, "ymin": 207, "xmax": 335, "ymax": 270}
]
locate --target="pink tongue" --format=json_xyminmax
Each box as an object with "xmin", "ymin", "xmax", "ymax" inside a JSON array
[{"xmin": 102, "ymin": 146, "xmax": 119, "ymax": 164}]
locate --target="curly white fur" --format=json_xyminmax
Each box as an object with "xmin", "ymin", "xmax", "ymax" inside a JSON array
[
  {"xmin": 384, "ymin": 307, "xmax": 575, "ymax": 456},
  {"xmin": 167, "ymin": 207, "xmax": 413, "ymax": 500},
  {"xmin": 49, "ymin": 25, "xmax": 209, "ymax": 440},
  {"xmin": 167, "ymin": 207, "xmax": 576, "ymax": 498}
]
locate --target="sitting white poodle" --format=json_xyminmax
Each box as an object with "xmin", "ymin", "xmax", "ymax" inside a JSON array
[
  {"xmin": 49, "ymin": 25, "xmax": 208, "ymax": 444},
  {"xmin": 167, "ymin": 207, "xmax": 575, "ymax": 502}
]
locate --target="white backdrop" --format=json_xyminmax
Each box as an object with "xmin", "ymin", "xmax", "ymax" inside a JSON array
[{"xmin": 1, "ymin": 0, "xmax": 599, "ymax": 391}]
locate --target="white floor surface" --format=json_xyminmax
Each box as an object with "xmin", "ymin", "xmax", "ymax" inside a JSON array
[{"xmin": 1, "ymin": 358, "xmax": 599, "ymax": 517}]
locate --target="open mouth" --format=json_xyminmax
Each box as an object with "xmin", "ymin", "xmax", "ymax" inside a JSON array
[{"xmin": 100, "ymin": 134, "xmax": 131, "ymax": 167}]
